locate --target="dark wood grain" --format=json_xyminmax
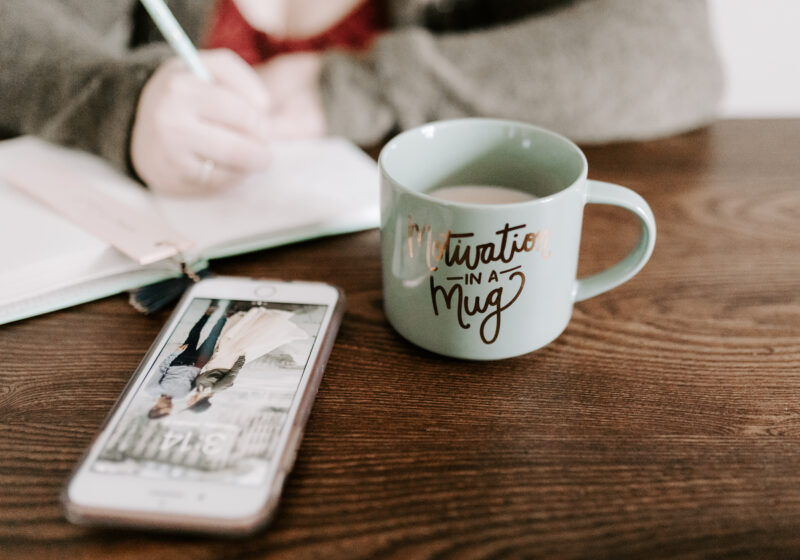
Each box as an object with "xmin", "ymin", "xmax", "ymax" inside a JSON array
[{"xmin": 2, "ymin": 120, "xmax": 800, "ymax": 559}]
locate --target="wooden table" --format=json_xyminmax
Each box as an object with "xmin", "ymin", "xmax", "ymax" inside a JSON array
[{"xmin": 2, "ymin": 120, "xmax": 799, "ymax": 559}]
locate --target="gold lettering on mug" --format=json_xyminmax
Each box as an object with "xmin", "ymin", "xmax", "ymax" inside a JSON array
[
  {"xmin": 430, "ymin": 269, "xmax": 525, "ymax": 344},
  {"xmin": 406, "ymin": 218, "xmax": 552, "ymax": 345},
  {"xmin": 408, "ymin": 216, "xmax": 451, "ymax": 271}
]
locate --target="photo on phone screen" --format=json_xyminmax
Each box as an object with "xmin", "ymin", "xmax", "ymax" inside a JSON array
[{"xmin": 91, "ymin": 297, "xmax": 328, "ymax": 486}]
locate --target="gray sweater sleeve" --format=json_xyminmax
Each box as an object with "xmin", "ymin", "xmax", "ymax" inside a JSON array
[
  {"xmin": 319, "ymin": 0, "xmax": 724, "ymax": 146},
  {"xmin": 0, "ymin": 0, "xmax": 171, "ymax": 173}
]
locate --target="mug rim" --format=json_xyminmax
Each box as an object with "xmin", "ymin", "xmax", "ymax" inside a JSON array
[{"xmin": 378, "ymin": 118, "xmax": 589, "ymax": 208}]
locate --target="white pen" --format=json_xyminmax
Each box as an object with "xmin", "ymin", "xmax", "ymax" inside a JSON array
[{"xmin": 139, "ymin": 0, "xmax": 212, "ymax": 82}]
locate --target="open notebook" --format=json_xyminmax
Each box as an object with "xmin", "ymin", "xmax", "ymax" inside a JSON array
[{"xmin": 0, "ymin": 137, "xmax": 379, "ymax": 326}]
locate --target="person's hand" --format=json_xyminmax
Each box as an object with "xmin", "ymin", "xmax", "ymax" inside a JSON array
[
  {"xmin": 254, "ymin": 52, "xmax": 326, "ymax": 140},
  {"xmin": 131, "ymin": 49, "xmax": 271, "ymax": 195}
]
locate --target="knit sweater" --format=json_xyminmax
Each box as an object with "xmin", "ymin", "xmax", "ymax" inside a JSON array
[
  {"xmin": 0, "ymin": 0, "xmax": 214, "ymax": 172},
  {"xmin": 322, "ymin": 0, "xmax": 725, "ymax": 145},
  {"xmin": 0, "ymin": 0, "xmax": 723, "ymax": 174}
]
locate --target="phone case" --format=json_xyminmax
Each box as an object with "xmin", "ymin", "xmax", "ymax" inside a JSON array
[{"xmin": 62, "ymin": 279, "xmax": 345, "ymax": 536}]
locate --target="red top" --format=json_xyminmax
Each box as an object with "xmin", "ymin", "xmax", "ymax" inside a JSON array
[{"xmin": 205, "ymin": 0, "xmax": 384, "ymax": 64}]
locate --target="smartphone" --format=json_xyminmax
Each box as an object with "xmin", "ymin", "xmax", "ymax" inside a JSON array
[{"xmin": 63, "ymin": 277, "xmax": 344, "ymax": 535}]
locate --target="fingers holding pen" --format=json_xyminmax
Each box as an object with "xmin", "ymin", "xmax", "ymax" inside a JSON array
[
  {"xmin": 188, "ymin": 120, "xmax": 271, "ymax": 173},
  {"xmin": 201, "ymin": 49, "xmax": 270, "ymax": 111},
  {"xmin": 192, "ymin": 86, "xmax": 271, "ymax": 143},
  {"xmin": 130, "ymin": 49, "xmax": 272, "ymax": 195}
]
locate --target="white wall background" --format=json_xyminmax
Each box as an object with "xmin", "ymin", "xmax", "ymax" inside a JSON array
[{"xmin": 708, "ymin": 0, "xmax": 800, "ymax": 117}]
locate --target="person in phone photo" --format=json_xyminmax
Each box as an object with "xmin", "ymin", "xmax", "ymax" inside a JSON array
[
  {"xmin": 184, "ymin": 303, "xmax": 309, "ymax": 410},
  {"xmin": 146, "ymin": 299, "xmax": 226, "ymax": 418}
]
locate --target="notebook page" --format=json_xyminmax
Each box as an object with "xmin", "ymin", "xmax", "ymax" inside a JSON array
[
  {"xmin": 0, "ymin": 178, "xmax": 158, "ymax": 308},
  {"xmin": 0, "ymin": 136, "xmax": 378, "ymax": 261},
  {"xmin": 0, "ymin": 136, "xmax": 378, "ymax": 322},
  {"xmin": 151, "ymin": 138, "xmax": 379, "ymax": 258},
  {"xmin": 0, "ymin": 137, "xmax": 193, "ymax": 265}
]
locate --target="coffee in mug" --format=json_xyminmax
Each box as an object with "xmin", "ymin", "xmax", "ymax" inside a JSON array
[
  {"xmin": 379, "ymin": 118, "xmax": 656, "ymax": 360},
  {"xmin": 427, "ymin": 185, "xmax": 537, "ymax": 204}
]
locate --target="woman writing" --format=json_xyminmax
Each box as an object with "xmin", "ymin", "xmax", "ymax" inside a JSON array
[{"xmin": 0, "ymin": 0, "xmax": 723, "ymax": 194}]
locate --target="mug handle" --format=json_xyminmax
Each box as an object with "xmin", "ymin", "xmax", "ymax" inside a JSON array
[{"xmin": 574, "ymin": 180, "xmax": 656, "ymax": 302}]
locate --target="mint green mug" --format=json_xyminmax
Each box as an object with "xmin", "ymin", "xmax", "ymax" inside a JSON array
[{"xmin": 379, "ymin": 119, "xmax": 656, "ymax": 360}]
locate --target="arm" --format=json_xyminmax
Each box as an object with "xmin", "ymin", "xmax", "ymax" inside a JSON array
[
  {"xmin": 319, "ymin": 0, "xmax": 724, "ymax": 145},
  {"xmin": 0, "ymin": 0, "xmax": 170, "ymax": 172},
  {"xmin": 159, "ymin": 349, "xmax": 184, "ymax": 377},
  {"xmin": 0, "ymin": 0, "xmax": 270, "ymax": 194}
]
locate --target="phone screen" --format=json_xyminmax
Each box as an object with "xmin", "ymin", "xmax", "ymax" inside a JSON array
[{"xmin": 91, "ymin": 297, "xmax": 328, "ymax": 487}]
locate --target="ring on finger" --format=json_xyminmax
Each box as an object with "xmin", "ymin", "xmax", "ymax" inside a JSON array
[{"xmin": 198, "ymin": 159, "xmax": 215, "ymax": 185}]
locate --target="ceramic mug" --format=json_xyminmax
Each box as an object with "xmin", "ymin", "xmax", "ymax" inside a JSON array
[{"xmin": 379, "ymin": 118, "xmax": 656, "ymax": 360}]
